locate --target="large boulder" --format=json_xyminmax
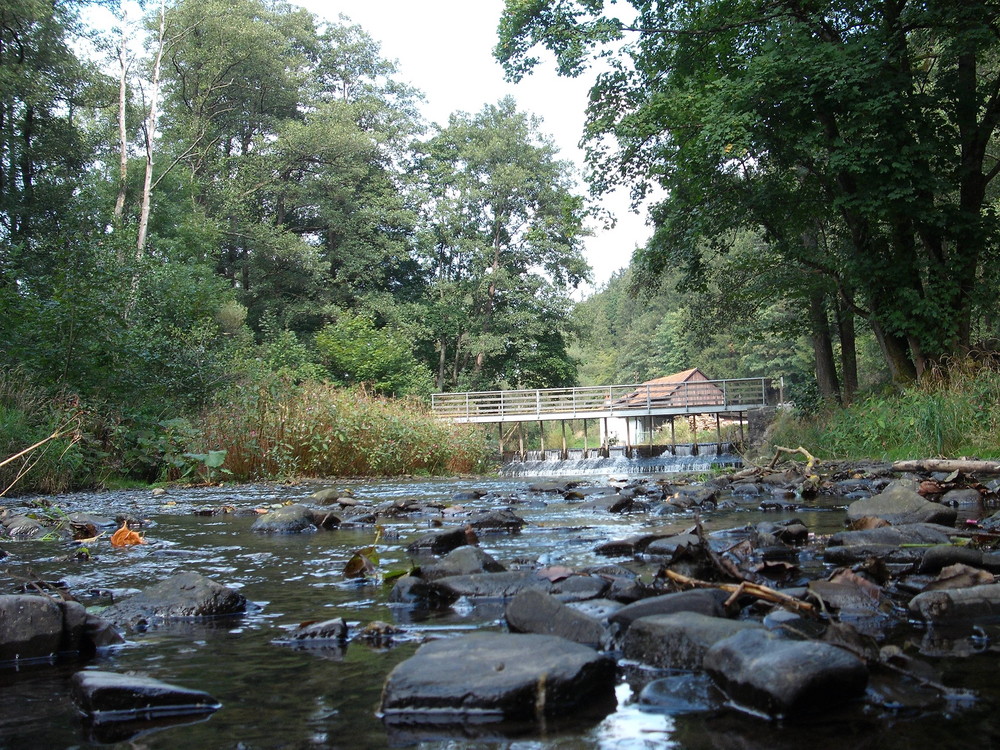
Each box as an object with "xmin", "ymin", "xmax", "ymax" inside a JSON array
[
  {"xmin": 406, "ymin": 527, "xmax": 470, "ymax": 556},
  {"xmin": 622, "ymin": 612, "xmax": 765, "ymax": 670},
  {"xmin": 609, "ymin": 589, "xmax": 734, "ymax": 632},
  {"xmin": 505, "ymin": 590, "xmax": 611, "ymax": 649},
  {"xmin": 250, "ymin": 504, "xmax": 317, "ymax": 534},
  {"xmin": 379, "ymin": 633, "xmax": 615, "ymax": 723},
  {"xmin": 99, "ymin": 571, "xmax": 247, "ymax": 630},
  {"xmin": 704, "ymin": 628, "xmax": 868, "ymax": 718},
  {"xmin": 0, "ymin": 595, "xmax": 122, "ymax": 663},
  {"xmin": 846, "ymin": 484, "xmax": 957, "ymax": 527}
]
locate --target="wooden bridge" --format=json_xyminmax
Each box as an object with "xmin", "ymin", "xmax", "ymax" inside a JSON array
[
  {"xmin": 431, "ymin": 377, "xmax": 779, "ymax": 424},
  {"xmin": 431, "ymin": 376, "xmax": 781, "ymax": 459}
]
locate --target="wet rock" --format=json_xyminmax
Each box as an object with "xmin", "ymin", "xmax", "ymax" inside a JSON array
[
  {"xmin": 729, "ymin": 482, "xmax": 763, "ymax": 497},
  {"xmin": 567, "ymin": 598, "xmax": 625, "ymax": 621},
  {"xmin": 274, "ymin": 617, "xmax": 348, "ymax": 645},
  {"xmin": 66, "ymin": 512, "xmax": 116, "ymax": 528},
  {"xmin": 829, "ymin": 523, "xmax": 954, "ymax": 547},
  {"xmin": 807, "ymin": 578, "xmax": 883, "ymax": 617},
  {"xmin": 505, "ymin": 589, "xmax": 611, "ymax": 649},
  {"xmin": 99, "ymin": 571, "xmax": 247, "ymax": 629},
  {"xmin": 979, "ymin": 510, "xmax": 1000, "ymax": 531},
  {"xmin": 405, "ymin": 527, "xmax": 470, "ymax": 555},
  {"xmin": 0, "ymin": 595, "xmax": 123, "ymax": 663},
  {"xmin": 668, "ymin": 487, "xmax": 718, "ymax": 509},
  {"xmin": 757, "ymin": 520, "xmax": 809, "ymax": 546},
  {"xmin": 72, "ymin": 670, "xmax": 220, "ymax": 719},
  {"xmin": 452, "ymin": 489, "xmax": 487, "ymax": 502},
  {"xmin": 644, "ymin": 532, "xmax": 701, "ymax": 558},
  {"xmin": 309, "ymin": 487, "xmax": 356, "ymax": 506},
  {"xmin": 2, "ymin": 514, "xmax": 44, "ymax": 538},
  {"xmin": 414, "ymin": 570, "xmax": 608, "ymax": 603},
  {"xmin": 941, "ymin": 488, "xmax": 981, "ymax": 506},
  {"xmin": 609, "ymin": 589, "xmax": 735, "ymax": 632},
  {"xmin": 638, "ymin": 672, "xmax": 727, "ymax": 713},
  {"xmin": 528, "ymin": 481, "xmax": 574, "ymax": 494},
  {"xmin": 379, "ymin": 633, "xmax": 615, "ymax": 723},
  {"xmin": 822, "ymin": 543, "xmax": 922, "ymax": 566},
  {"xmin": 466, "ymin": 509, "xmax": 526, "ymax": 533},
  {"xmin": 565, "ymin": 486, "xmax": 617, "ymax": 500},
  {"xmin": 622, "ymin": 612, "xmax": 765, "ymax": 669},
  {"xmin": 908, "ymin": 583, "xmax": 1000, "ymax": 623},
  {"xmin": 250, "ymin": 504, "xmax": 317, "ymax": 534},
  {"xmin": 918, "ymin": 545, "xmax": 1000, "ymax": 574},
  {"xmin": 846, "ymin": 484, "xmax": 957, "ymax": 527},
  {"xmin": 421, "ymin": 545, "xmax": 506, "ymax": 581},
  {"xmin": 704, "ymin": 628, "xmax": 868, "ymax": 717},
  {"xmin": 921, "ymin": 563, "xmax": 995, "ymax": 592}
]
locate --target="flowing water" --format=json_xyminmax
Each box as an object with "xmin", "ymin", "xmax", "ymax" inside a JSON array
[{"xmin": 1, "ymin": 475, "xmax": 999, "ymax": 749}]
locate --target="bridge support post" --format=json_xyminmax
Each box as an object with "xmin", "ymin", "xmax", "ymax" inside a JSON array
[
  {"xmin": 561, "ymin": 421, "xmax": 567, "ymax": 460},
  {"xmin": 739, "ymin": 412, "xmax": 745, "ymax": 447},
  {"xmin": 499, "ymin": 423, "xmax": 504, "ymax": 461},
  {"xmin": 625, "ymin": 418, "xmax": 632, "ymax": 459},
  {"xmin": 518, "ymin": 422, "xmax": 525, "ymax": 461},
  {"xmin": 670, "ymin": 417, "xmax": 676, "ymax": 455},
  {"xmin": 716, "ymin": 414, "xmax": 722, "ymax": 454},
  {"xmin": 583, "ymin": 419, "xmax": 589, "ymax": 458},
  {"xmin": 601, "ymin": 418, "xmax": 609, "ymax": 458},
  {"xmin": 539, "ymin": 421, "xmax": 545, "ymax": 459}
]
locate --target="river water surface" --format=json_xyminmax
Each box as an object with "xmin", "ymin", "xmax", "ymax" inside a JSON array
[{"xmin": 1, "ymin": 476, "xmax": 999, "ymax": 749}]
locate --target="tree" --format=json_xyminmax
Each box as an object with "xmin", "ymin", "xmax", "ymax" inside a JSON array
[
  {"xmin": 497, "ymin": 0, "xmax": 1000, "ymax": 381},
  {"xmin": 415, "ymin": 97, "xmax": 591, "ymax": 390}
]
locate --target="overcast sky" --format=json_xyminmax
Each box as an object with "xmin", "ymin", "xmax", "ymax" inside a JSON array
[{"xmin": 297, "ymin": 0, "xmax": 649, "ymax": 291}]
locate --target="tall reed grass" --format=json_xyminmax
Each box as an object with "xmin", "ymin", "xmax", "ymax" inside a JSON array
[
  {"xmin": 766, "ymin": 359, "xmax": 1000, "ymax": 460},
  {"xmin": 197, "ymin": 380, "xmax": 490, "ymax": 480}
]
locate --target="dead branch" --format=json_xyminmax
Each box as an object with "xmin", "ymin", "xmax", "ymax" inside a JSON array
[
  {"xmin": 768, "ymin": 445, "xmax": 819, "ymax": 473},
  {"xmin": 662, "ymin": 568, "xmax": 817, "ymax": 617}
]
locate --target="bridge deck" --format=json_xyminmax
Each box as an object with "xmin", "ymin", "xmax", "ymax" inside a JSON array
[{"xmin": 431, "ymin": 377, "xmax": 777, "ymax": 424}]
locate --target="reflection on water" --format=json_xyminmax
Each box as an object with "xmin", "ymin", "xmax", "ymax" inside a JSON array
[{"xmin": 0, "ymin": 477, "xmax": 996, "ymax": 748}]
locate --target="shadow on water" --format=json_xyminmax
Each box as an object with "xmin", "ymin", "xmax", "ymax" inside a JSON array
[{"xmin": 0, "ymin": 478, "xmax": 998, "ymax": 748}]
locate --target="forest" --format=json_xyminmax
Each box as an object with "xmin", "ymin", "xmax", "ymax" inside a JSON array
[{"xmin": 3, "ymin": 0, "xmax": 1000, "ymax": 491}]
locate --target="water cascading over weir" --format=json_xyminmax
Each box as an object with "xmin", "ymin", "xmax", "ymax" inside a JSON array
[{"xmin": 430, "ymin": 370, "xmax": 782, "ymax": 477}]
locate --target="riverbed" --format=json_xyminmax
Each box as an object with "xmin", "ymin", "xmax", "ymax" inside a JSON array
[{"xmin": 1, "ymin": 476, "xmax": 998, "ymax": 748}]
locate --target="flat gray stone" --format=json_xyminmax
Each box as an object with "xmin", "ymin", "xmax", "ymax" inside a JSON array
[
  {"xmin": 72, "ymin": 670, "xmax": 220, "ymax": 719},
  {"xmin": 622, "ymin": 612, "xmax": 765, "ymax": 669},
  {"xmin": 379, "ymin": 633, "xmax": 615, "ymax": 722},
  {"xmin": 846, "ymin": 484, "xmax": 956, "ymax": 527},
  {"xmin": 609, "ymin": 589, "xmax": 733, "ymax": 631},
  {"xmin": 704, "ymin": 628, "xmax": 868, "ymax": 717},
  {"xmin": 250, "ymin": 504, "xmax": 317, "ymax": 534},
  {"xmin": 505, "ymin": 589, "xmax": 611, "ymax": 649}
]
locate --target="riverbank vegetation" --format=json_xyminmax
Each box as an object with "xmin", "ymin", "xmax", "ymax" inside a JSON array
[{"xmin": 4, "ymin": 1, "xmax": 1000, "ymax": 493}]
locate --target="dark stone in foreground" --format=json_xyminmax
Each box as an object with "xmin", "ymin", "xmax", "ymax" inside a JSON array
[
  {"xmin": 72, "ymin": 670, "xmax": 220, "ymax": 719},
  {"xmin": 704, "ymin": 628, "xmax": 868, "ymax": 718},
  {"xmin": 275, "ymin": 617, "xmax": 348, "ymax": 645},
  {"xmin": 609, "ymin": 589, "xmax": 734, "ymax": 631},
  {"xmin": 622, "ymin": 612, "xmax": 765, "ymax": 669},
  {"xmin": 99, "ymin": 571, "xmax": 247, "ymax": 630},
  {"xmin": 505, "ymin": 590, "xmax": 611, "ymax": 649},
  {"xmin": 379, "ymin": 633, "xmax": 615, "ymax": 722},
  {"xmin": 0, "ymin": 595, "xmax": 123, "ymax": 663}
]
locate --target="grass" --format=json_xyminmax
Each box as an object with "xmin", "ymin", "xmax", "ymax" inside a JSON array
[{"xmin": 765, "ymin": 358, "xmax": 1000, "ymax": 461}]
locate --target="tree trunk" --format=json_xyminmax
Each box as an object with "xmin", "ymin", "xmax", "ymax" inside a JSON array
[
  {"xmin": 136, "ymin": 0, "xmax": 166, "ymax": 256},
  {"xmin": 113, "ymin": 15, "xmax": 130, "ymax": 228},
  {"xmin": 836, "ymin": 298, "xmax": 858, "ymax": 404},
  {"xmin": 871, "ymin": 320, "xmax": 917, "ymax": 382},
  {"xmin": 808, "ymin": 291, "xmax": 841, "ymax": 402}
]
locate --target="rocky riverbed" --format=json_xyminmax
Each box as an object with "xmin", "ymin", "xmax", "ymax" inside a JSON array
[{"xmin": 3, "ymin": 461, "xmax": 1000, "ymax": 748}]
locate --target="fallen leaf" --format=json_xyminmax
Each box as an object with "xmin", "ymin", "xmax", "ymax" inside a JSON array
[{"xmin": 110, "ymin": 522, "xmax": 145, "ymax": 547}]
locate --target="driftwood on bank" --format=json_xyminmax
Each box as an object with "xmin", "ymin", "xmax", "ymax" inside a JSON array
[
  {"xmin": 662, "ymin": 568, "xmax": 817, "ymax": 617},
  {"xmin": 892, "ymin": 459, "xmax": 1000, "ymax": 475}
]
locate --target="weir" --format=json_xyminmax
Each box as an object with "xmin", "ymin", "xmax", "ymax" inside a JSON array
[{"xmin": 499, "ymin": 444, "xmax": 743, "ymax": 477}]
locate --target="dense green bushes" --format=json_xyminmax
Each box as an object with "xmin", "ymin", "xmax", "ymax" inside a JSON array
[{"xmin": 765, "ymin": 360, "xmax": 1000, "ymax": 461}]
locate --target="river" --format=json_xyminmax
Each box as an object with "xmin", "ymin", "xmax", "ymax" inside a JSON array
[{"xmin": 0, "ymin": 476, "xmax": 997, "ymax": 748}]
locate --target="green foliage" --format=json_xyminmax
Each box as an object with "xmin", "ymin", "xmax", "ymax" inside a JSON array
[
  {"xmin": 766, "ymin": 360, "xmax": 1000, "ymax": 460},
  {"xmin": 314, "ymin": 312, "xmax": 433, "ymax": 397}
]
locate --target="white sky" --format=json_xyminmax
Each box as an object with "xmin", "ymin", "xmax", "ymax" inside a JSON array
[{"xmin": 297, "ymin": 0, "xmax": 649, "ymax": 291}]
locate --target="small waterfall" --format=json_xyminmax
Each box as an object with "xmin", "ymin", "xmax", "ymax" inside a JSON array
[{"xmin": 499, "ymin": 444, "xmax": 742, "ymax": 477}]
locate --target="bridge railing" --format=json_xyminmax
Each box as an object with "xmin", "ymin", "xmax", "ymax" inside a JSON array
[{"xmin": 431, "ymin": 377, "xmax": 776, "ymax": 422}]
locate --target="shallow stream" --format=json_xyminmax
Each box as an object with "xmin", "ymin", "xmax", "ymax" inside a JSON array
[{"xmin": 1, "ymin": 476, "xmax": 999, "ymax": 748}]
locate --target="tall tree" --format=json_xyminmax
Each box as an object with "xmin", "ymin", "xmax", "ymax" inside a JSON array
[
  {"xmin": 415, "ymin": 97, "xmax": 591, "ymax": 390},
  {"xmin": 497, "ymin": 0, "xmax": 1000, "ymax": 380}
]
